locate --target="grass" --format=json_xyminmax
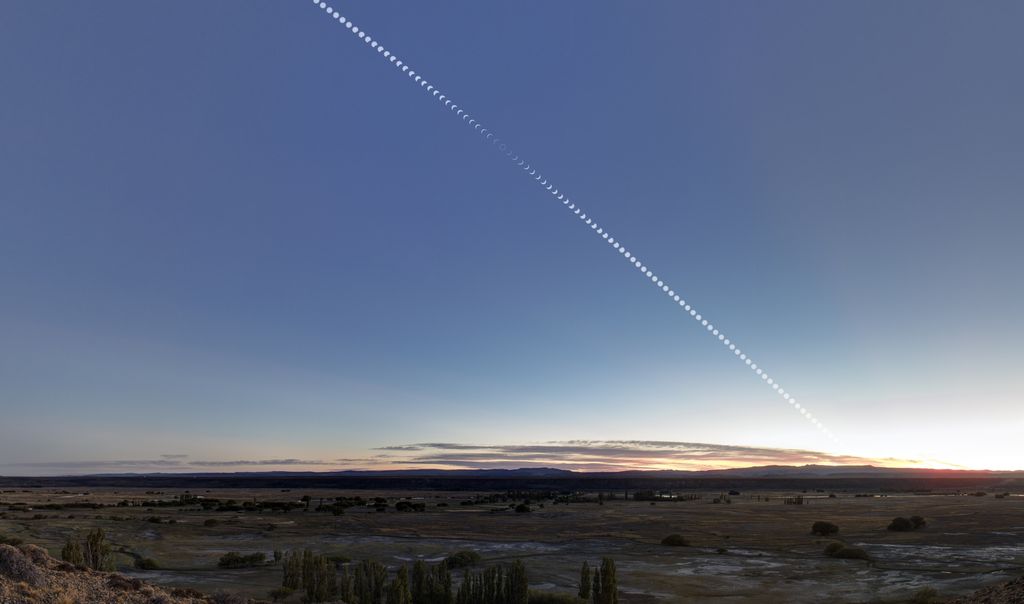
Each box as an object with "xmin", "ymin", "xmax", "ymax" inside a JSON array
[{"xmin": 0, "ymin": 486, "xmax": 1020, "ymax": 602}]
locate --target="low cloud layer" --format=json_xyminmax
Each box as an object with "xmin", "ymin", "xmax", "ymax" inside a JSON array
[
  {"xmin": 372, "ymin": 440, "xmax": 914, "ymax": 471},
  {"xmin": 0, "ymin": 441, "xmax": 916, "ymax": 475}
]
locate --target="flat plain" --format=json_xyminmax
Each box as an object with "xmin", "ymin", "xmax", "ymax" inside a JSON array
[{"xmin": 1, "ymin": 486, "xmax": 1022, "ymax": 603}]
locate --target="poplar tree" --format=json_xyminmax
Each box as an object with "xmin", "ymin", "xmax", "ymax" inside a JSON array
[
  {"xmin": 578, "ymin": 561, "xmax": 591, "ymax": 600},
  {"xmin": 281, "ymin": 551, "xmax": 302, "ymax": 590},
  {"xmin": 83, "ymin": 529, "xmax": 112, "ymax": 571},
  {"xmin": 507, "ymin": 560, "xmax": 528, "ymax": 604},
  {"xmin": 598, "ymin": 558, "xmax": 618, "ymax": 604},
  {"xmin": 412, "ymin": 560, "xmax": 427, "ymax": 604},
  {"xmin": 387, "ymin": 565, "xmax": 412, "ymax": 604}
]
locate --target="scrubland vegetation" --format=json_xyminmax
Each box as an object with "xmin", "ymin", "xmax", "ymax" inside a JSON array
[{"xmin": 1, "ymin": 485, "xmax": 1021, "ymax": 603}]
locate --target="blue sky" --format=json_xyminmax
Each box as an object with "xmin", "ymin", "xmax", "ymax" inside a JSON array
[{"xmin": 1, "ymin": 1, "xmax": 1022, "ymax": 473}]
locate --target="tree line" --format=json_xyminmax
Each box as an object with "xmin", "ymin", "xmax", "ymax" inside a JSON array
[{"xmin": 278, "ymin": 550, "xmax": 619, "ymax": 604}]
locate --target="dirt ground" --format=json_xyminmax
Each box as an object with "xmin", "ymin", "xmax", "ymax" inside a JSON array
[{"xmin": 1, "ymin": 487, "xmax": 1022, "ymax": 603}]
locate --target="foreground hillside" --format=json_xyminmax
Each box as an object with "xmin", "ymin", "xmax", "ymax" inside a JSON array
[
  {"xmin": 0, "ymin": 544, "xmax": 247, "ymax": 604},
  {"xmin": 3, "ymin": 541, "xmax": 1023, "ymax": 603},
  {"xmin": 951, "ymin": 577, "xmax": 1024, "ymax": 604}
]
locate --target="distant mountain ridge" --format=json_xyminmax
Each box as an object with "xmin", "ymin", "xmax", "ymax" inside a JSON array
[{"xmin": 66, "ymin": 464, "xmax": 1023, "ymax": 479}]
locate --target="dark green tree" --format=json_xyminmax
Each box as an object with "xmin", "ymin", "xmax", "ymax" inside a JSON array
[
  {"xmin": 387, "ymin": 565, "xmax": 412, "ymax": 604},
  {"xmin": 578, "ymin": 561, "xmax": 592, "ymax": 600},
  {"xmin": 507, "ymin": 560, "xmax": 528, "ymax": 604},
  {"xmin": 83, "ymin": 529, "xmax": 112, "ymax": 571},
  {"xmin": 338, "ymin": 564, "xmax": 355, "ymax": 603},
  {"xmin": 412, "ymin": 560, "xmax": 427, "ymax": 604},
  {"xmin": 354, "ymin": 559, "xmax": 389, "ymax": 604},
  {"xmin": 61, "ymin": 538, "xmax": 84, "ymax": 566},
  {"xmin": 597, "ymin": 558, "xmax": 617, "ymax": 604},
  {"xmin": 304, "ymin": 554, "xmax": 338, "ymax": 603},
  {"xmin": 282, "ymin": 551, "xmax": 302, "ymax": 590}
]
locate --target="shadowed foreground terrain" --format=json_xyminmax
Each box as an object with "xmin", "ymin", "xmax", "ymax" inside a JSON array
[
  {"xmin": 1, "ymin": 476, "xmax": 1023, "ymax": 603},
  {"xmin": 0, "ymin": 543, "xmax": 211, "ymax": 603}
]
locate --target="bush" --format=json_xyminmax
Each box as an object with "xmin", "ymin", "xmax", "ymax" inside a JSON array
[
  {"xmin": 823, "ymin": 542, "xmax": 869, "ymax": 560},
  {"xmin": 19, "ymin": 545, "xmax": 48, "ymax": 566},
  {"xmin": 660, "ymin": 534, "xmax": 690, "ymax": 546},
  {"xmin": 811, "ymin": 521, "xmax": 839, "ymax": 536},
  {"xmin": 217, "ymin": 551, "xmax": 266, "ymax": 568},
  {"xmin": 210, "ymin": 593, "xmax": 246, "ymax": 604},
  {"xmin": 135, "ymin": 557, "xmax": 160, "ymax": 570},
  {"xmin": 83, "ymin": 528, "xmax": 114, "ymax": 571},
  {"xmin": 888, "ymin": 517, "xmax": 911, "ymax": 531},
  {"xmin": 515, "ymin": 504, "xmax": 532, "ymax": 513},
  {"xmin": 0, "ymin": 544, "xmax": 45, "ymax": 587},
  {"xmin": 835, "ymin": 548, "xmax": 869, "ymax": 560},
  {"xmin": 0, "ymin": 534, "xmax": 23, "ymax": 547},
  {"xmin": 528, "ymin": 591, "xmax": 581, "ymax": 604},
  {"xmin": 61, "ymin": 538, "xmax": 85, "ymax": 566},
  {"xmin": 888, "ymin": 516, "xmax": 925, "ymax": 532},
  {"xmin": 269, "ymin": 586, "xmax": 294, "ymax": 602},
  {"xmin": 444, "ymin": 550, "xmax": 482, "ymax": 569},
  {"xmin": 203, "ymin": 518, "xmax": 219, "ymax": 527},
  {"xmin": 106, "ymin": 574, "xmax": 144, "ymax": 591},
  {"xmin": 910, "ymin": 586, "xmax": 940, "ymax": 603}
]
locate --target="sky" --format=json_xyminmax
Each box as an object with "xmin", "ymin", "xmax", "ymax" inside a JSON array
[{"xmin": 1, "ymin": 1, "xmax": 1022, "ymax": 475}]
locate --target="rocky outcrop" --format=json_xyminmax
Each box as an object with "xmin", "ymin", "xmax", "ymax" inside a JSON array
[
  {"xmin": 0, "ymin": 543, "xmax": 238, "ymax": 604},
  {"xmin": 951, "ymin": 576, "xmax": 1024, "ymax": 604}
]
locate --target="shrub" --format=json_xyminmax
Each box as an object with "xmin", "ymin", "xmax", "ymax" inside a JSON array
[
  {"xmin": 135, "ymin": 557, "xmax": 160, "ymax": 570},
  {"xmin": 169, "ymin": 588, "xmax": 206, "ymax": 599},
  {"xmin": 19, "ymin": 544, "xmax": 48, "ymax": 566},
  {"xmin": 888, "ymin": 516, "xmax": 925, "ymax": 532},
  {"xmin": 660, "ymin": 534, "xmax": 690, "ymax": 546},
  {"xmin": 269, "ymin": 587, "xmax": 294, "ymax": 602},
  {"xmin": 515, "ymin": 504, "xmax": 532, "ymax": 513},
  {"xmin": 0, "ymin": 544, "xmax": 45, "ymax": 587},
  {"xmin": 824, "ymin": 543, "xmax": 869, "ymax": 560},
  {"xmin": 811, "ymin": 521, "xmax": 839, "ymax": 536},
  {"xmin": 217, "ymin": 551, "xmax": 266, "ymax": 568},
  {"xmin": 0, "ymin": 534, "xmax": 23, "ymax": 547},
  {"xmin": 83, "ymin": 528, "xmax": 114, "ymax": 571},
  {"xmin": 204, "ymin": 518, "xmax": 219, "ymax": 527},
  {"xmin": 61, "ymin": 538, "xmax": 84, "ymax": 566},
  {"xmin": 910, "ymin": 586, "xmax": 940, "ymax": 603},
  {"xmin": 528, "ymin": 592, "xmax": 580, "ymax": 603},
  {"xmin": 444, "ymin": 550, "xmax": 481, "ymax": 569},
  {"xmin": 106, "ymin": 574, "xmax": 144, "ymax": 591},
  {"xmin": 834, "ymin": 548, "xmax": 869, "ymax": 560}
]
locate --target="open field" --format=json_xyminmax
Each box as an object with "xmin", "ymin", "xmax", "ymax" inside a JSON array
[{"xmin": 2, "ymin": 485, "xmax": 1022, "ymax": 603}]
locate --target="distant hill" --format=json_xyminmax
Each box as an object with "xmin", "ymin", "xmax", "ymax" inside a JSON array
[{"xmin": 3, "ymin": 464, "xmax": 1021, "ymax": 491}]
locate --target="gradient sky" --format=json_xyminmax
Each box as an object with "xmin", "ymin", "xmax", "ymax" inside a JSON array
[{"xmin": 1, "ymin": 1, "xmax": 1022, "ymax": 474}]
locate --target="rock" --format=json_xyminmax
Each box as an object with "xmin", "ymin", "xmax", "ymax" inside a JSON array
[
  {"xmin": 0, "ymin": 541, "xmax": 254, "ymax": 603},
  {"xmin": 950, "ymin": 576, "xmax": 1024, "ymax": 603}
]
